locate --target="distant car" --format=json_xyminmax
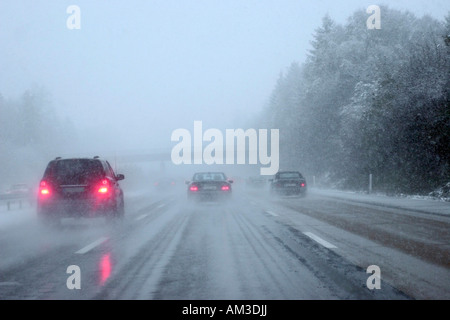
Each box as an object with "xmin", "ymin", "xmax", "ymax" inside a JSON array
[
  {"xmin": 5, "ymin": 183, "xmax": 32, "ymax": 198},
  {"xmin": 186, "ymin": 172, "xmax": 233, "ymax": 202},
  {"xmin": 0, "ymin": 183, "xmax": 33, "ymax": 204},
  {"xmin": 154, "ymin": 177, "xmax": 177, "ymax": 192},
  {"xmin": 246, "ymin": 176, "xmax": 267, "ymax": 189},
  {"xmin": 270, "ymin": 171, "xmax": 307, "ymax": 196},
  {"xmin": 37, "ymin": 157, "xmax": 125, "ymax": 225}
]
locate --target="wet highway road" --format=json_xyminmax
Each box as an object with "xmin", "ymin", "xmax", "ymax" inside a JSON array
[{"xmin": 0, "ymin": 186, "xmax": 448, "ymax": 300}]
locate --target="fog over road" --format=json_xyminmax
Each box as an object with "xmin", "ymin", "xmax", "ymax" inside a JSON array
[{"xmin": 0, "ymin": 185, "xmax": 448, "ymax": 300}]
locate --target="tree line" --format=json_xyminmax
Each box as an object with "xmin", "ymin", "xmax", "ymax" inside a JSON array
[
  {"xmin": 256, "ymin": 6, "xmax": 449, "ymax": 194},
  {"xmin": 0, "ymin": 87, "xmax": 76, "ymax": 186}
]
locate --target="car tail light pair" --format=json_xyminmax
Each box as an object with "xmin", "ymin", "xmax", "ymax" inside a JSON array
[
  {"xmin": 39, "ymin": 179, "xmax": 111, "ymax": 196},
  {"xmin": 190, "ymin": 185, "xmax": 229, "ymax": 191}
]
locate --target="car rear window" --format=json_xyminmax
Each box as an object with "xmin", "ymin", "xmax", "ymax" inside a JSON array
[
  {"xmin": 45, "ymin": 159, "xmax": 104, "ymax": 185},
  {"xmin": 193, "ymin": 173, "xmax": 226, "ymax": 181},
  {"xmin": 278, "ymin": 172, "xmax": 302, "ymax": 179}
]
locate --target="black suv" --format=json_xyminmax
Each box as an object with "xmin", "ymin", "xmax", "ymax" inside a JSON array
[
  {"xmin": 270, "ymin": 171, "xmax": 307, "ymax": 196},
  {"xmin": 37, "ymin": 157, "xmax": 125, "ymax": 224}
]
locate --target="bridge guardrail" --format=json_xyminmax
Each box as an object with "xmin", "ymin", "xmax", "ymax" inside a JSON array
[{"xmin": 0, "ymin": 193, "xmax": 34, "ymax": 211}]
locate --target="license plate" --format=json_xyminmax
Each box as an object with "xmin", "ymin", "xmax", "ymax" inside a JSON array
[
  {"xmin": 63, "ymin": 187, "xmax": 85, "ymax": 193},
  {"xmin": 285, "ymin": 184, "xmax": 297, "ymax": 187},
  {"xmin": 203, "ymin": 186, "xmax": 217, "ymax": 190}
]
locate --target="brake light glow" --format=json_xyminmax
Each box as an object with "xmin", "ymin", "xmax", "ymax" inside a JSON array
[
  {"xmin": 301, "ymin": 183, "xmax": 305, "ymax": 187},
  {"xmin": 190, "ymin": 185, "xmax": 198, "ymax": 191},
  {"xmin": 98, "ymin": 179, "xmax": 109, "ymax": 194},
  {"xmin": 221, "ymin": 185, "xmax": 230, "ymax": 191},
  {"xmin": 39, "ymin": 181, "xmax": 50, "ymax": 196}
]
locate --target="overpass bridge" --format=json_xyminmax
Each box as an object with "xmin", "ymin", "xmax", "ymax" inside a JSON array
[{"xmin": 113, "ymin": 151, "xmax": 172, "ymax": 163}]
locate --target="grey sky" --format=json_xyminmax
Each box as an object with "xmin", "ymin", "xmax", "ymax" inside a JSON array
[{"xmin": 1, "ymin": 0, "xmax": 449, "ymax": 154}]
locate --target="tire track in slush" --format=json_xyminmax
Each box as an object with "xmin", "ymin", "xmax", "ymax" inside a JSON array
[{"xmin": 93, "ymin": 207, "xmax": 189, "ymax": 299}]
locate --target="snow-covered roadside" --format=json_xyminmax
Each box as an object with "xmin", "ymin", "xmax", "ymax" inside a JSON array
[
  {"xmin": 310, "ymin": 187, "xmax": 450, "ymax": 216},
  {"xmin": 428, "ymin": 182, "xmax": 450, "ymax": 202}
]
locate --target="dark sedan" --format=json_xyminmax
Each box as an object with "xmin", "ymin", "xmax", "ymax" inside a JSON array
[
  {"xmin": 186, "ymin": 172, "xmax": 233, "ymax": 202},
  {"xmin": 270, "ymin": 171, "xmax": 307, "ymax": 197}
]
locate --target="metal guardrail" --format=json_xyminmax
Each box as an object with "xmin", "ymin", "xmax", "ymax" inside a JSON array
[{"xmin": 0, "ymin": 193, "xmax": 33, "ymax": 211}]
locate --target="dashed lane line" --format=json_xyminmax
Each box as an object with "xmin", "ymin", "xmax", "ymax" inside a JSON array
[
  {"xmin": 135, "ymin": 214, "xmax": 148, "ymax": 221},
  {"xmin": 303, "ymin": 232, "xmax": 337, "ymax": 249},
  {"xmin": 75, "ymin": 237, "xmax": 109, "ymax": 254},
  {"xmin": 265, "ymin": 210, "xmax": 279, "ymax": 217}
]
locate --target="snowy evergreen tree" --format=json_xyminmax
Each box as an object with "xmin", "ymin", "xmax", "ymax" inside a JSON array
[{"xmin": 257, "ymin": 6, "xmax": 450, "ymax": 194}]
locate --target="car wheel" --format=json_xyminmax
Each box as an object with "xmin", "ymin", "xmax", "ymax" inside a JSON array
[
  {"xmin": 106, "ymin": 200, "xmax": 124, "ymax": 223},
  {"xmin": 38, "ymin": 209, "xmax": 61, "ymax": 228},
  {"xmin": 187, "ymin": 193, "xmax": 195, "ymax": 202},
  {"xmin": 117, "ymin": 199, "xmax": 125, "ymax": 218}
]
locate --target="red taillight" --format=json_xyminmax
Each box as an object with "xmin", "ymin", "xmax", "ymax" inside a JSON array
[
  {"xmin": 301, "ymin": 183, "xmax": 305, "ymax": 187},
  {"xmin": 190, "ymin": 185, "xmax": 198, "ymax": 192},
  {"xmin": 221, "ymin": 185, "xmax": 230, "ymax": 191},
  {"xmin": 39, "ymin": 181, "xmax": 50, "ymax": 196},
  {"xmin": 98, "ymin": 179, "xmax": 109, "ymax": 194}
]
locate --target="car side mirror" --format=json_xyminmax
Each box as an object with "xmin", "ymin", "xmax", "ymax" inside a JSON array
[
  {"xmin": 116, "ymin": 174, "xmax": 125, "ymax": 181},
  {"xmin": 228, "ymin": 179, "xmax": 234, "ymax": 183},
  {"xmin": 185, "ymin": 180, "xmax": 190, "ymax": 185}
]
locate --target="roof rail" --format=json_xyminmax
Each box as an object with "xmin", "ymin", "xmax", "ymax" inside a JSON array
[
  {"xmin": 55, "ymin": 157, "xmax": 62, "ymax": 160},
  {"xmin": 93, "ymin": 156, "xmax": 100, "ymax": 159}
]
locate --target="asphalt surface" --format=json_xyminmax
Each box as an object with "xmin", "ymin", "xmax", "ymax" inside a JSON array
[{"xmin": 0, "ymin": 185, "xmax": 448, "ymax": 300}]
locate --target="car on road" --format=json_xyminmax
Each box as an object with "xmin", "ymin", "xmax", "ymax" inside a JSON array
[
  {"xmin": 270, "ymin": 171, "xmax": 307, "ymax": 197},
  {"xmin": 154, "ymin": 177, "xmax": 178, "ymax": 193},
  {"xmin": 0, "ymin": 183, "xmax": 34, "ymax": 207},
  {"xmin": 186, "ymin": 172, "xmax": 233, "ymax": 202},
  {"xmin": 6, "ymin": 183, "xmax": 32, "ymax": 196},
  {"xmin": 2, "ymin": 183, "xmax": 33, "ymax": 200},
  {"xmin": 37, "ymin": 156, "xmax": 125, "ymax": 224},
  {"xmin": 246, "ymin": 176, "xmax": 267, "ymax": 189}
]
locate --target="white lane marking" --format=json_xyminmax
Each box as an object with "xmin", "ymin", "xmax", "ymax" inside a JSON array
[
  {"xmin": 0, "ymin": 281, "xmax": 21, "ymax": 287},
  {"xmin": 157, "ymin": 204, "xmax": 165, "ymax": 209},
  {"xmin": 303, "ymin": 232, "xmax": 337, "ymax": 249},
  {"xmin": 75, "ymin": 237, "xmax": 109, "ymax": 254},
  {"xmin": 265, "ymin": 210, "xmax": 278, "ymax": 217},
  {"xmin": 135, "ymin": 214, "xmax": 148, "ymax": 221}
]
